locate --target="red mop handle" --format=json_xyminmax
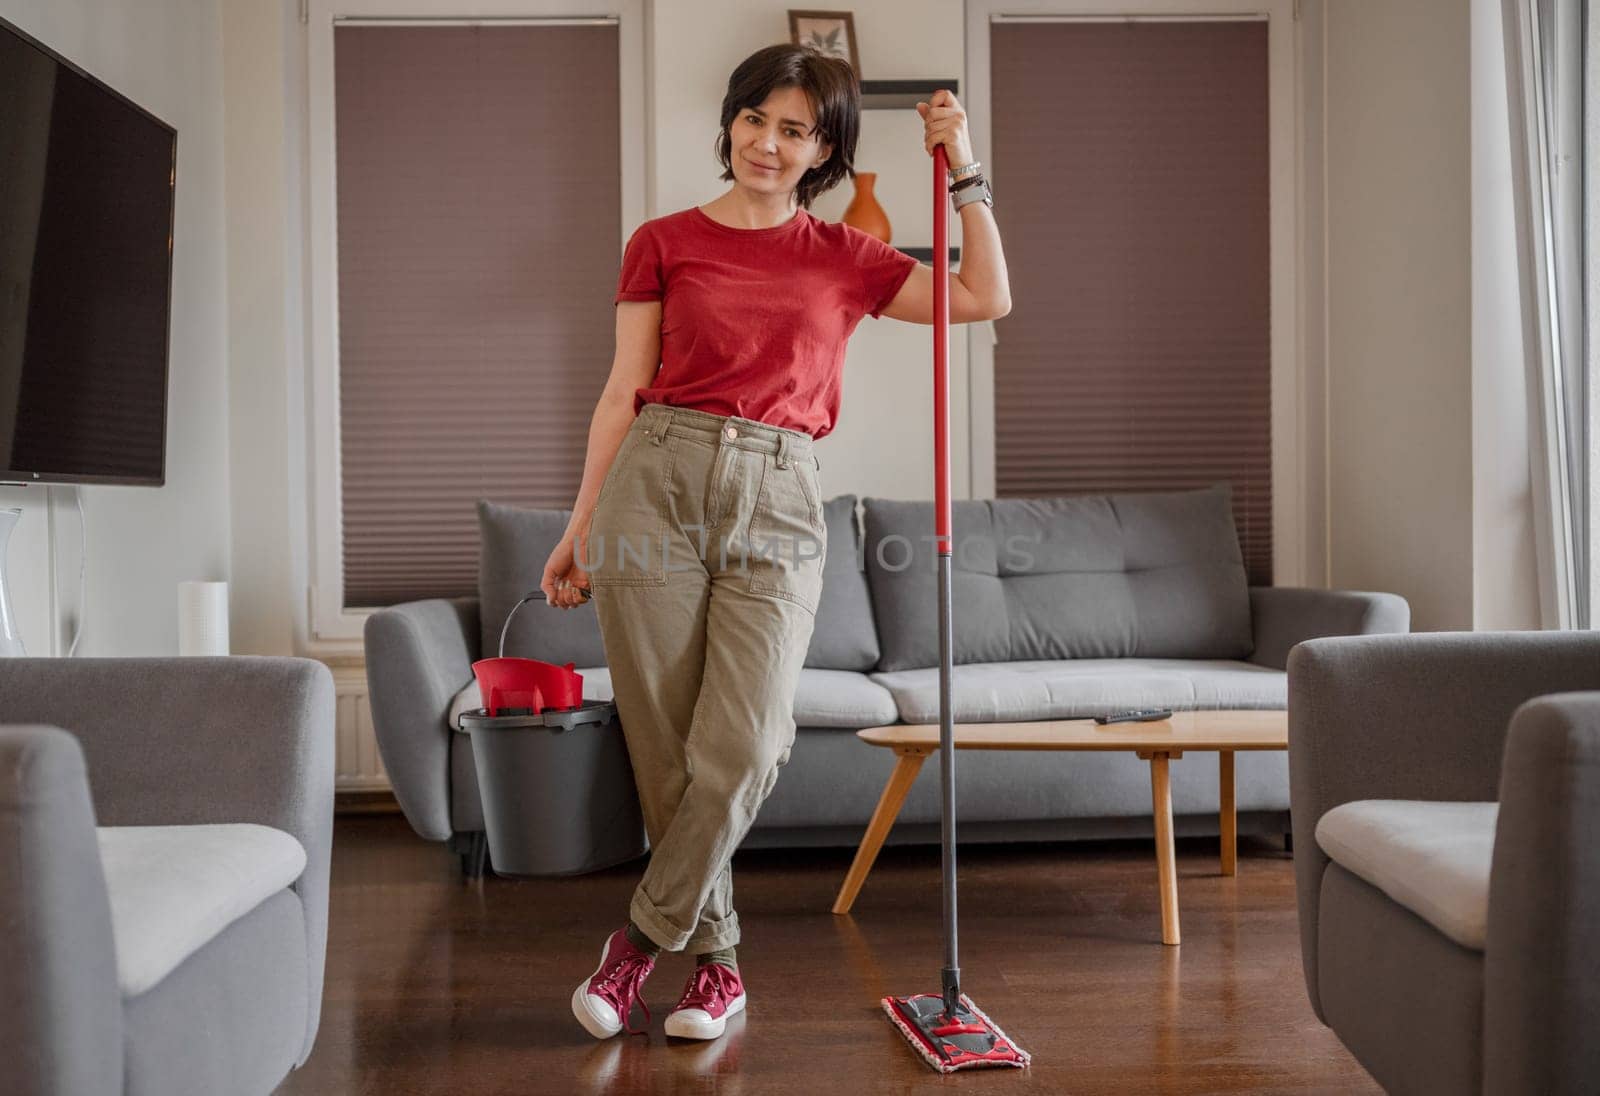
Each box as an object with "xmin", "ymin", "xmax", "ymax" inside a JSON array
[{"xmin": 933, "ymin": 144, "xmax": 950, "ymax": 554}]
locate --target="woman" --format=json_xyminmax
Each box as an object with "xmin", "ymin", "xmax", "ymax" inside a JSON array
[{"xmin": 542, "ymin": 43, "xmax": 1009, "ymax": 1043}]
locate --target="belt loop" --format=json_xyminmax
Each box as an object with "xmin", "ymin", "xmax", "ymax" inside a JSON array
[{"xmin": 775, "ymin": 432, "xmax": 790, "ymax": 469}]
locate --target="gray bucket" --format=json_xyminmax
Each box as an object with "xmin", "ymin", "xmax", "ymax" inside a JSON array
[{"xmin": 459, "ymin": 699, "xmax": 647, "ymax": 877}]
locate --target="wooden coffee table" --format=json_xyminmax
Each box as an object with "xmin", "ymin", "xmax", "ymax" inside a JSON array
[{"xmin": 830, "ymin": 710, "xmax": 1289, "ymax": 945}]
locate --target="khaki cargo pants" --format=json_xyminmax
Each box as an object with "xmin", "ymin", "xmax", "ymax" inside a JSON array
[{"xmin": 583, "ymin": 402, "xmax": 827, "ymax": 953}]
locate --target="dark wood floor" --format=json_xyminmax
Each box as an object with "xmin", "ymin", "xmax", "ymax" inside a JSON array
[{"xmin": 281, "ymin": 816, "xmax": 1377, "ymax": 1095}]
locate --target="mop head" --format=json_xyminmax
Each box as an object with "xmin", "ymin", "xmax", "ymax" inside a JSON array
[{"xmin": 882, "ymin": 992, "xmax": 1031, "ymax": 1073}]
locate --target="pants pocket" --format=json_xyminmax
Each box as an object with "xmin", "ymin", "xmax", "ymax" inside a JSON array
[
  {"xmin": 587, "ymin": 435, "xmax": 675, "ymax": 587},
  {"xmin": 747, "ymin": 458, "xmax": 827, "ymax": 613},
  {"xmin": 592, "ymin": 427, "xmax": 642, "ymax": 512}
]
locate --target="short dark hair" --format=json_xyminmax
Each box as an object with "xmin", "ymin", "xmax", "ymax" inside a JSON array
[{"xmin": 715, "ymin": 44, "xmax": 859, "ymax": 209}]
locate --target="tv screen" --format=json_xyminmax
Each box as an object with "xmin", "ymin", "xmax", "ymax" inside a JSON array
[{"xmin": 0, "ymin": 16, "xmax": 176, "ymax": 486}]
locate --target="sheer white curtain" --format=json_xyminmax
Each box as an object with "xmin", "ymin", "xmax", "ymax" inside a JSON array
[
  {"xmin": 1588, "ymin": 2, "xmax": 1600, "ymax": 627},
  {"xmin": 1504, "ymin": 0, "xmax": 1590, "ymax": 628}
]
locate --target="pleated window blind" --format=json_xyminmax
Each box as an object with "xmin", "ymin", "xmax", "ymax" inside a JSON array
[
  {"xmin": 334, "ymin": 23, "xmax": 621, "ymax": 607},
  {"xmin": 990, "ymin": 20, "xmax": 1273, "ymax": 583}
]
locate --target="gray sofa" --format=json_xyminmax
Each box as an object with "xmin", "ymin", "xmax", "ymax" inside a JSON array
[
  {"xmin": 1289, "ymin": 631, "xmax": 1600, "ymax": 1095},
  {"xmin": 0, "ymin": 657, "xmax": 336, "ymax": 1096},
  {"xmin": 366, "ymin": 486, "xmax": 1408, "ymax": 874}
]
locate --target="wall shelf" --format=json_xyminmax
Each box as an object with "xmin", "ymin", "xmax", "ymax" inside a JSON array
[
  {"xmin": 860, "ymin": 79, "xmax": 959, "ymax": 110},
  {"xmin": 859, "ymin": 79, "xmax": 962, "ymax": 263},
  {"xmin": 898, "ymin": 247, "xmax": 960, "ymax": 262}
]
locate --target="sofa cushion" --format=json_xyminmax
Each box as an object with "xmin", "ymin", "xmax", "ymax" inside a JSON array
[
  {"xmin": 870, "ymin": 658, "xmax": 1284, "ymax": 724},
  {"xmin": 1315, "ymin": 800, "xmax": 1496, "ymax": 950},
  {"xmin": 804, "ymin": 495, "xmax": 881, "ymax": 671},
  {"xmin": 478, "ymin": 500, "xmax": 607, "ymax": 667},
  {"xmin": 862, "ymin": 487, "xmax": 1253, "ymax": 672},
  {"xmin": 793, "ymin": 668, "xmax": 900, "ymax": 728},
  {"xmin": 97, "ymin": 823, "xmax": 308, "ymax": 996},
  {"xmin": 449, "ymin": 666, "xmax": 894, "ymax": 731}
]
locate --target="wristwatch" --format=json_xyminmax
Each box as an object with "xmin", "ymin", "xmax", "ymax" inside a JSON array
[{"xmin": 951, "ymin": 176, "xmax": 993, "ymax": 212}]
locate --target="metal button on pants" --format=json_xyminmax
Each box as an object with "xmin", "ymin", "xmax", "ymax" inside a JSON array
[{"xmin": 585, "ymin": 403, "xmax": 826, "ymax": 952}]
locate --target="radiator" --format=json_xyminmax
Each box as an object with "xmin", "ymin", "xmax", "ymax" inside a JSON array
[{"xmin": 332, "ymin": 663, "xmax": 389, "ymax": 791}]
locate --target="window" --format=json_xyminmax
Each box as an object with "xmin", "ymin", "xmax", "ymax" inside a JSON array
[
  {"xmin": 304, "ymin": 2, "xmax": 645, "ymax": 641},
  {"xmin": 963, "ymin": 2, "xmax": 1305, "ymax": 588}
]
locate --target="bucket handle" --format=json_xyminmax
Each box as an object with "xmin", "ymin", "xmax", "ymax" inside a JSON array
[{"xmin": 497, "ymin": 588, "xmax": 589, "ymax": 659}]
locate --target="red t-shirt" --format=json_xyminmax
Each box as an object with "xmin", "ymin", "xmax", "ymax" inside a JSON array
[{"xmin": 613, "ymin": 206, "xmax": 918, "ymax": 440}]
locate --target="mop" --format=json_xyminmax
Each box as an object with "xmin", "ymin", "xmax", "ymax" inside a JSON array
[{"xmin": 880, "ymin": 147, "xmax": 1030, "ymax": 1073}]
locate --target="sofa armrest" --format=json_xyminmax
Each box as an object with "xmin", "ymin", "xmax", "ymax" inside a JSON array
[
  {"xmin": 1247, "ymin": 586, "xmax": 1409, "ymax": 669},
  {"xmin": 1287, "ymin": 630, "xmax": 1600, "ymax": 1021},
  {"xmin": 0, "ymin": 656, "xmax": 335, "ymax": 1067},
  {"xmin": 363, "ymin": 597, "xmax": 480, "ymax": 842},
  {"xmin": 1484, "ymin": 692, "xmax": 1600, "ymax": 1095},
  {"xmin": 0, "ymin": 726, "xmax": 124, "ymax": 1096}
]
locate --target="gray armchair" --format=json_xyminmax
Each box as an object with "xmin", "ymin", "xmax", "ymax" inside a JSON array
[
  {"xmin": 1289, "ymin": 631, "xmax": 1600, "ymax": 1095},
  {"xmin": 0, "ymin": 657, "xmax": 336, "ymax": 1096},
  {"xmin": 363, "ymin": 596, "xmax": 488, "ymax": 873}
]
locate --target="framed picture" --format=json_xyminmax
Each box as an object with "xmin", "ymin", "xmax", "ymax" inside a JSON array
[{"xmin": 788, "ymin": 10, "xmax": 860, "ymax": 78}]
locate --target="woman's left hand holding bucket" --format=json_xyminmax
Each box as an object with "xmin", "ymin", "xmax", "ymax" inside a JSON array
[{"xmin": 541, "ymin": 525, "xmax": 593, "ymax": 609}]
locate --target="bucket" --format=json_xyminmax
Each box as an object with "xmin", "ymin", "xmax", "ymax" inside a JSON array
[{"xmin": 460, "ymin": 700, "xmax": 647, "ymax": 876}]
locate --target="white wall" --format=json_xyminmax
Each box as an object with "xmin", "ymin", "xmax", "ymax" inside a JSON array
[
  {"xmin": 221, "ymin": 0, "xmax": 301, "ymax": 655},
  {"xmin": 1324, "ymin": 0, "xmax": 1476, "ymax": 631},
  {"xmin": 1470, "ymin": 0, "xmax": 1540, "ymax": 630},
  {"xmin": 1, "ymin": 0, "xmax": 231, "ymax": 656}
]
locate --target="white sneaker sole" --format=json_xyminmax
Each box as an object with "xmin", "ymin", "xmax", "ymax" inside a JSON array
[
  {"xmin": 664, "ymin": 990, "xmax": 747, "ymax": 1040},
  {"xmin": 571, "ymin": 937, "xmax": 630, "ymax": 1039}
]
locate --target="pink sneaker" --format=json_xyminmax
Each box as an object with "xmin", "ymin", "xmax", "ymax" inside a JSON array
[
  {"xmin": 571, "ymin": 927, "xmax": 656, "ymax": 1039},
  {"xmin": 664, "ymin": 962, "xmax": 747, "ymax": 1040}
]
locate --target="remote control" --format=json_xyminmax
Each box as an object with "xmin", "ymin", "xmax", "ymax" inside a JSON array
[{"xmin": 1093, "ymin": 708, "xmax": 1174, "ymax": 725}]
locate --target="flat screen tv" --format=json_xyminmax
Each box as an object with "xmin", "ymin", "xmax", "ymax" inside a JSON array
[{"xmin": 0, "ymin": 16, "xmax": 176, "ymax": 487}]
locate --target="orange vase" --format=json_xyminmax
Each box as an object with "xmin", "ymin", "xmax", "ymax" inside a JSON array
[{"xmin": 842, "ymin": 172, "xmax": 892, "ymax": 243}]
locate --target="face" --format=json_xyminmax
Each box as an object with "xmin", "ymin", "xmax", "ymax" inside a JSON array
[{"xmin": 727, "ymin": 85, "xmax": 833, "ymax": 199}]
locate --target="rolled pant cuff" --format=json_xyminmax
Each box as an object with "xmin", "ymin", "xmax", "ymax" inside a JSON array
[
  {"xmin": 684, "ymin": 914, "xmax": 742, "ymax": 954},
  {"xmin": 629, "ymin": 893, "xmax": 741, "ymax": 953}
]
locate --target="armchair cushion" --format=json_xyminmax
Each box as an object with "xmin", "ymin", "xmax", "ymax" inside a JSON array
[
  {"xmin": 1315, "ymin": 800, "xmax": 1496, "ymax": 950},
  {"xmin": 863, "ymin": 486, "xmax": 1253, "ymax": 672},
  {"xmin": 98, "ymin": 824, "xmax": 308, "ymax": 996}
]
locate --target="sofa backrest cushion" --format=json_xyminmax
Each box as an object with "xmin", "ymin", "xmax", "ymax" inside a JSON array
[
  {"xmin": 479, "ymin": 496, "xmax": 880, "ymax": 672},
  {"xmin": 478, "ymin": 500, "xmax": 607, "ymax": 667},
  {"xmin": 805, "ymin": 495, "xmax": 881, "ymax": 671},
  {"xmin": 861, "ymin": 486, "xmax": 1253, "ymax": 671}
]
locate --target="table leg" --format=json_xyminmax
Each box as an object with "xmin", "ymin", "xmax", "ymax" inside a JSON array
[
  {"xmin": 832, "ymin": 749, "xmax": 928, "ymax": 915},
  {"xmin": 1144, "ymin": 750, "xmax": 1180, "ymax": 946},
  {"xmin": 1220, "ymin": 750, "xmax": 1237, "ymax": 876}
]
